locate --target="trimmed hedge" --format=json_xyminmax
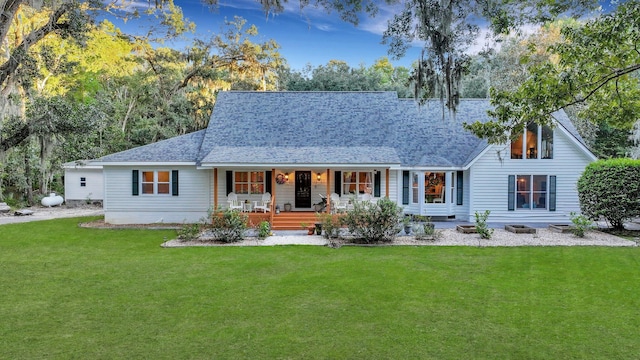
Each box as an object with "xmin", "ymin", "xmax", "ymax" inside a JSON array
[{"xmin": 577, "ymin": 158, "xmax": 640, "ymax": 230}]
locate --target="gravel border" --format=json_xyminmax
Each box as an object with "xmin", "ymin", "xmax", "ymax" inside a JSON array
[{"xmin": 162, "ymin": 228, "xmax": 637, "ymax": 248}]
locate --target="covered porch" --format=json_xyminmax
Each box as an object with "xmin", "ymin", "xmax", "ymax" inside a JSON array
[{"xmin": 207, "ymin": 167, "xmax": 393, "ymax": 230}]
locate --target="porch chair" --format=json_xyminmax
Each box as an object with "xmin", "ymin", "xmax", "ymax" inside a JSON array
[
  {"xmin": 227, "ymin": 192, "xmax": 243, "ymax": 211},
  {"xmin": 330, "ymin": 193, "xmax": 347, "ymax": 213},
  {"xmin": 433, "ymin": 186, "xmax": 445, "ymax": 203},
  {"xmin": 254, "ymin": 192, "xmax": 272, "ymax": 213},
  {"xmin": 361, "ymin": 193, "xmax": 375, "ymax": 203}
]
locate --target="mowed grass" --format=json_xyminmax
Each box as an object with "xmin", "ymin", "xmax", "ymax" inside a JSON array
[{"xmin": 1, "ymin": 218, "xmax": 639, "ymax": 359}]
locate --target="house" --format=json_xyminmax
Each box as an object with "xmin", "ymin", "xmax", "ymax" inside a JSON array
[
  {"xmin": 62, "ymin": 160, "xmax": 104, "ymax": 206},
  {"xmin": 85, "ymin": 91, "xmax": 595, "ymax": 226}
]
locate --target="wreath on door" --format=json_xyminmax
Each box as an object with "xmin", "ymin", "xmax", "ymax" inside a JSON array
[{"xmin": 275, "ymin": 173, "xmax": 286, "ymax": 185}]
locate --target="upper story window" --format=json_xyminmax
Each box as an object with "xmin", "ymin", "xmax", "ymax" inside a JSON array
[
  {"xmin": 511, "ymin": 123, "xmax": 553, "ymax": 159},
  {"xmin": 142, "ymin": 171, "xmax": 170, "ymax": 195},
  {"xmin": 341, "ymin": 171, "xmax": 373, "ymax": 195},
  {"xmin": 234, "ymin": 171, "xmax": 265, "ymax": 194}
]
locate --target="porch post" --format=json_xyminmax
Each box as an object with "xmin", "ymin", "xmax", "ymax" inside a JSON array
[
  {"xmin": 385, "ymin": 168, "xmax": 390, "ymax": 198},
  {"xmin": 326, "ymin": 168, "xmax": 331, "ymax": 213},
  {"xmin": 270, "ymin": 169, "xmax": 276, "ymax": 224},
  {"xmin": 213, "ymin": 168, "xmax": 218, "ymax": 211}
]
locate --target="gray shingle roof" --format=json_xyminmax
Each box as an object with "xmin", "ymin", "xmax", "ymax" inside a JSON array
[
  {"xmin": 99, "ymin": 130, "xmax": 206, "ymax": 162},
  {"xmin": 97, "ymin": 91, "xmax": 591, "ymax": 167}
]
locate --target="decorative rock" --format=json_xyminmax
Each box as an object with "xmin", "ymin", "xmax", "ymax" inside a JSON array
[
  {"xmin": 14, "ymin": 209, "xmax": 34, "ymax": 216},
  {"xmin": 0, "ymin": 202, "xmax": 10, "ymax": 213}
]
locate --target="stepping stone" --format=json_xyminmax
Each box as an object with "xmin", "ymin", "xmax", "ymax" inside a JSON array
[
  {"xmin": 0, "ymin": 202, "xmax": 9, "ymax": 213},
  {"xmin": 14, "ymin": 209, "xmax": 34, "ymax": 216}
]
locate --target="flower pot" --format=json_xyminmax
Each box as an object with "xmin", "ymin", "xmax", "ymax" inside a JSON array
[
  {"xmin": 315, "ymin": 223, "xmax": 322, "ymax": 235},
  {"xmin": 307, "ymin": 226, "xmax": 315, "ymax": 235},
  {"xmin": 404, "ymin": 226, "xmax": 411, "ymax": 234}
]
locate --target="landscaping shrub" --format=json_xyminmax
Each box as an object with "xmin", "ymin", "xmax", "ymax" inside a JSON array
[
  {"xmin": 474, "ymin": 210, "xmax": 494, "ymax": 239},
  {"xmin": 177, "ymin": 223, "xmax": 201, "ymax": 241},
  {"xmin": 577, "ymin": 158, "xmax": 640, "ymax": 230},
  {"xmin": 341, "ymin": 197, "xmax": 402, "ymax": 243},
  {"xmin": 316, "ymin": 212, "xmax": 343, "ymax": 239},
  {"xmin": 257, "ymin": 220, "xmax": 271, "ymax": 239},
  {"xmin": 207, "ymin": 209, "xmax": 248, "ymax": 243},
  {"xmin": 569, "ymin": 212, "xmax": 594, "ymax": 238}
]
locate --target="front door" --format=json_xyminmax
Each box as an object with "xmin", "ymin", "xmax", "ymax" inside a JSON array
[{"xmin": 295, "ymin": 171, "xmax": 312, "ymax": 208}]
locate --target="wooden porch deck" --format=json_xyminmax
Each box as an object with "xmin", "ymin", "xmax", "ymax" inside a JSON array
[{"xmin": 246, "ymin": 211, "xmax": 321, "ymax": 230}]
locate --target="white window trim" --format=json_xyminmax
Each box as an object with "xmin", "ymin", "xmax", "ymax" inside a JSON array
[{"xmin": 141, "ymin": 170, "xmax": 171, "ymax": 196}]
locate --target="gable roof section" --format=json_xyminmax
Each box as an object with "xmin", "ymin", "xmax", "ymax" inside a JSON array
[
  {"xmin": 97, "ymin": 130, "xmax": 206, "ymax": 164},
  {"xmin": 392, "ymin": 99, "xmax": 490, "ymax": 167},
  {"xmin": 198, "ymin": 91, "xmax": 402, "ymax": 166}
]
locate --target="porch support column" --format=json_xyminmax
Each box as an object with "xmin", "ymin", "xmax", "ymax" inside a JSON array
[
  {"xmin": 270, "ymin": 169, "xmax": 276, "ymax": 224},
  {"xmin": 326, "ymin": 168, "xmax": 331, "ymax": 213},
  {"xmin": 213, "ymin": 168, "xmax": 218, "ymax": 212},
  {"xmin": 385, "ymin": 169, "xmax": 390, "ymax": 198}
]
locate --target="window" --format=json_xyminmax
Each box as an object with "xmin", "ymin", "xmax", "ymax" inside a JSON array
[
  {"xmin": 141, "ymin": 171, "xmax": 171, "ymax": 195},
  {"xmin": 515, "ymin": 175, "xmax": 547, "ymax": 210},
  {"xmin": 80, "ymin": 177, "xmax": 86, "ymax": 187},
  {"xmin": 341, "ymin": 171, "xmax": 373, "ymax": 195},
  {"xmin": 511, "ymin": 123, "xmax": 553, "ymax": 159},
  {"xmin": 425, "ymin": 172, "xmax": 446, "ymax": 203},
  {"xmin": 234, "ymin": 171, "xmax": 264, "ymax": 194},
  {"xmin": 412, "ymin": 173, "xmax": 419, "ymax": 203}
]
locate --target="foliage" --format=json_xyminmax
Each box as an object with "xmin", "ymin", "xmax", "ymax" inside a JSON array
[
  {"xmin": 466, "ymin": 2, "xmax": 640, "ymax": 144},
  {"xmin": 569, "ymin": 212, "xmax": 594, "ymax": 238},
  {"xmin": 207, "ymin": 209, "xmax": 248, "ymax": 243},
  {"xmin": 474, "ymin": 210, "xmax": 494, "ymax": 239},
  {"xmin": 177, "ymin": 223, "xmax": 201, "ymax": 241},
  {"xmin": 577, "ymin": 159, "xmax": 640, "ymax": 230},
  {"xmin": 412, "ymin": 222, "xmax": 441, "ymax": 241},
  {"xmin": 341, "ymin": 198, "xmax": 403, "ymax": 243},
  {"xmin": 316, "ymin": 212, "xmax": 342, "ymax": 239},
  {"xmin": 257, "ymin": 220, "xmax": 271, "ymax": 239}
]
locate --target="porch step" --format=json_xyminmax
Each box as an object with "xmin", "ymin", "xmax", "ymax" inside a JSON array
[{"xmin": 271, "ymin": 211, "xmax": 319, "ymax": 230}]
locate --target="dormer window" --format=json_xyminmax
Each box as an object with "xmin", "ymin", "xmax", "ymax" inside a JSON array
[{"xmin": 510, "ymin": 123, "xmax": 553, "ymax": 159}]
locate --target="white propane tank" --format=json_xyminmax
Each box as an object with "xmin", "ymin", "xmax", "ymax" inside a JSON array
[{"xmin": 41, "ymin": 192, "xmax": 64, "ymax": 207}]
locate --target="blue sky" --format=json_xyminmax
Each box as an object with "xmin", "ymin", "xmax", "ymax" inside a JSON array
[{"xmin": 110, "ymin": 0, "xmax": 423, "ymax": 71}]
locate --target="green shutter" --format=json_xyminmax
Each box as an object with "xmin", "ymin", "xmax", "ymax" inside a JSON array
[
  {"xmin": 507, "ymin": 175, "xmax": 515, "ymax": 211},
  {"xmin": 334, "ymin": 171, "xmax": 341, "ymax": 194},
  {"xmin": 172, "ymin": 170, "xmax": 179, "ymax": 196},
  {"xmin": 374, "ymin": 171, "xmax": 381, "ymax": 197},
  {"xmin": 549, "ymin": 175, "xmax": 556, "ymax": 211},
  {"xmin": 265, "ymin": 171, "xmax": 272, "ymax": 194},
  {"xmin": 456, "ymin": 171, "xmax": 463, "ymax": 205},
  {"xmin": 226, "ymin": 171, "xmax": 233, "ymax": 196},
  {"xmin": 402, "ymin": 171, "xmax": 409, "ymax": 205},
  {"xmin": 132, "ymin": 170, "xmax": 139, "ymax": 196}
]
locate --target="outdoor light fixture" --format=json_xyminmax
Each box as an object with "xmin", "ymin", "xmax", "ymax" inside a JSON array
[
  {"xmin": 284, "ymin": 173, "xmax": 289, "ymax": 181},
  {"xmin": 316, "ymin": 173, "xmax": 321, "ymax": 181}
]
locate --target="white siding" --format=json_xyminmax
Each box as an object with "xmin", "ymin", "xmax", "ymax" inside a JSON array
[
  {"xmin": 64, "ymin": 168, "xmax": 104, "ymax": 202},
  {"xmin": 467, "ymin": 131, "xmax": 592, "ymax": 223},
  {"xmin": 104, "ymin": 165, "xmax": 211, "ymax": 224}
]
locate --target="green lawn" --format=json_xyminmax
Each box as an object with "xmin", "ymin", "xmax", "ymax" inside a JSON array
[{"xmin": 1, "ymin": 218, "xmax": 639, "ymax": 359}]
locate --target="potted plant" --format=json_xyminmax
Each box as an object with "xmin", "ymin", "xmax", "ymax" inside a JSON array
[
  {"xmin": 402, "ymin": 215, "xmax": 411, "ymax": 234},
  {"xmin": 301, "ymin": 222, "xmax": 314, "ymax": 235},
  {"xmin": 284, "ymin": 202, "xmax": 292, "ymax": 212},
  {"xmin": 314, "ymin": 222, "xmax": 323, "ymax": 235}
]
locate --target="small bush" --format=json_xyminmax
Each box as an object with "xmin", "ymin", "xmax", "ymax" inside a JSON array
[
  {"xmin": 257, "ymin": 221, "xmax": 271, "ymax": 239},
  {"xmin": 474, "ymin": 210, "xmax": 494, "ymax": 239},
  {"xmin": 577, "ymin": 158, "xmax": 640, "ymax": 230},
  {"xmin": 412, "ymin": 222, "xmax": 441, "ymax": 241},
  {"xmin": 207, "ymin": 209, "xmax": 248, "ymax": 243},
  {"xmin": 570, "ymin": 212, "xmax": 594, "ymax": 238},
  {"xmin": 341, "ymin": 198, "xmax": 402, "ymax": 243},
  {"xmin": 316, "ymin": 213, "xmax": 342, "ymax": 239},
  {"xmin": 177, "ymin": 223, "xmax": 201, "ymax": 241}
]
